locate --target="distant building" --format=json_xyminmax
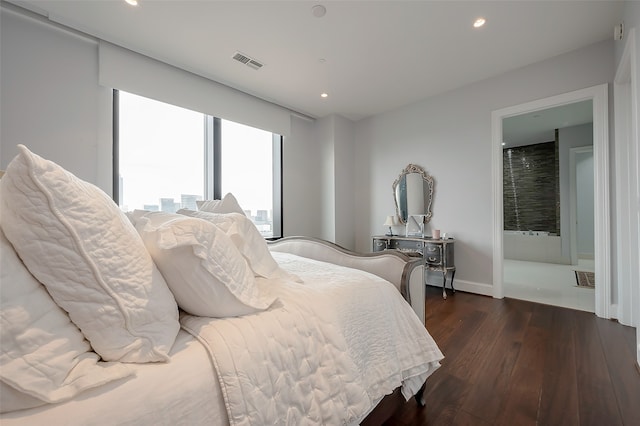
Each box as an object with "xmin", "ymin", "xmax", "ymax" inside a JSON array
[
  {"xmin": 143, "ymin": 204, "xmax": 159, "ymax": 211},
  {"xmin": 181, "ymin": 194, "xmax": 200, "ymax": 211},
  {"xmin": 253, "ymin": 210, "xmax": 272, "ymax": 236},
  {"xmin": 160, "ymin": 198, "xmax": 178, "ymax": 213}
]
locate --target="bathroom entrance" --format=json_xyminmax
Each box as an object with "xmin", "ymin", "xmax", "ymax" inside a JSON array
[
  {"xmin": 492, "ymin": 85, "xmax": 610, "ymax": 316},
  {"xmin": 498, "ymin": 97, "xmax": 598, "ymax": 312}
]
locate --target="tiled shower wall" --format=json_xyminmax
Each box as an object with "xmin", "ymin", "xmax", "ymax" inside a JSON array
[{"xmin": 503, "ymin": 140, "xmax": 560, "ymax": 234}]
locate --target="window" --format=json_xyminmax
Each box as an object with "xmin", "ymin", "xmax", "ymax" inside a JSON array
[{"xmin": 115, "ymin": 90, "xmax": 282, "ymax": 238}]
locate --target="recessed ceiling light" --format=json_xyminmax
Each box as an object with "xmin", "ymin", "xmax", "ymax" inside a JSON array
[
  {"xmin": 473, "ymin": 17, "xmax": 486, "ymax": 28},
  {"xmin": 312, "ymin": 5, "xmax": 326, "ymax": 18},
  {"xmin": 125, "ymin": 0, "xmax": 138, "ymax": 6},
  {"xmin": 321, "ymin": 93, "xmax": 328, "ymax": 98}
]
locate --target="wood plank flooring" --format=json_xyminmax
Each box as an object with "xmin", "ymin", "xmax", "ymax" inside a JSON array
[{"xmin": 386, "ymin": 286, "xmax": 640, "ymax": 425}]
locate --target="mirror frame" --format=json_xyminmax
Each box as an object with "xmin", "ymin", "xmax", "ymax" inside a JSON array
[{"xmin": 392, "ymin": 164, "xmax": 434, "ymax": 225}]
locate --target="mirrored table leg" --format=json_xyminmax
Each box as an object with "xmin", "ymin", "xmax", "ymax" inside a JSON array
[{"xmin": 442, "ymin": 271, "xmax": 447, "ymax": 299}]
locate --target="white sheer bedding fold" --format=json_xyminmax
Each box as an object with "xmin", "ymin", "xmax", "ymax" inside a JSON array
[
  {"xmin": 2, "ymin": 253, "xmax": 443, "ymax": 426},
  {"xmin": 181, "ymin": 252, "xmax": 443, "ymax": 426},
  {"xmin": 0, "ymin": 331, "xmax": 227, "ymax": 426}
]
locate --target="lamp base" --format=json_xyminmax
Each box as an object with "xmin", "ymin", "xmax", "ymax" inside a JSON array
[{"xmin": 385, "ymin": 226, "xmax": 394, "ymax": 236}]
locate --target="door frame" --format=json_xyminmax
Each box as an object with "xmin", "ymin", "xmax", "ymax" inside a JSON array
[
  {"xmin": 613, "ymin": 27, "xmax": 638, "ymax": 366},
  {"xmin": 491, "ymin": 84, "xmax": 610, "ymax": 318}
]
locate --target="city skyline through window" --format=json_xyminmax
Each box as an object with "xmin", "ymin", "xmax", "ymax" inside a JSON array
[{"xmin": 117, "ymin": 91, "xmax": 279, "ymax": 237}]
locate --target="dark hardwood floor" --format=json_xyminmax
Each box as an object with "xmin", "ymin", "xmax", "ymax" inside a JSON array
[{"xmin": 386, "ymin": 286, "xmax": 640, "ymax": 425}]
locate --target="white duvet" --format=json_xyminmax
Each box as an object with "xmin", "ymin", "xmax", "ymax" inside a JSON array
[
  {"xmin": 1, "ymin": 252, "xmax": 443, "ymax": 426},
  {"xmin": 181, "ymin": 252, "xmax": 443, "ymax": 426}
]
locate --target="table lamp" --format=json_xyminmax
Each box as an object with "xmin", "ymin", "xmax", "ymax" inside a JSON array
[{"xmin": 383, "ymin": 215, "xmax": 396, "ymax": 236}]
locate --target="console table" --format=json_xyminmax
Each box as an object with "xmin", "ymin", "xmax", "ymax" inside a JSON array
[{"xmin": 372, "ymin": 235, "xmax": 456, "ymax": 299}]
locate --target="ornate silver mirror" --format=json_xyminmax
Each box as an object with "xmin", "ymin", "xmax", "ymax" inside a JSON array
[{"xmin": 392, "ymin": 164, "xmax": 434, "ymax": 224}]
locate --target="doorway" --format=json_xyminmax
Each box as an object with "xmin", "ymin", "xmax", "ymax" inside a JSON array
[
  {"xmin": 491, "ymin": 84, "xmax": 610, "ymax": 318},
  {"xmin": 501, "ymin": 108, "xmax": 595, "ymax": 312}
]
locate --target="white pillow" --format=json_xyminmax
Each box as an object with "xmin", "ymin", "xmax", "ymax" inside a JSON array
[
  {"xmin": 124, "ymin": 209, "xmax": 153, "ymax": 226},
  {"xmin": 136, "ymin": 211, "xmax": 275, "ymax": 317},
  {"xmin": 0, "ymin": 145, "xmax": 179, "ymax": 363},
  {"xmin": 0, "ymin": 229, "xmax": 133, "ymax": 413},
  {"xmin": 177, "ymin": 209, "xmax": 300, "ymax": 282},
  {"xmin": 196, "ymin": 193, "xmax": 246, "ymax": 215}
]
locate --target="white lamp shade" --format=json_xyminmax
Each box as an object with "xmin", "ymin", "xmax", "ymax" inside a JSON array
[{"xmin": 383, "ymin": 215, "xmax": 396, "ymax": 226}]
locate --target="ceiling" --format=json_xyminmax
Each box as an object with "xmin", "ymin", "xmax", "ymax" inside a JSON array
[
  {"xmin": 503, "ymin": 100, "xmax": 594, "ymax": 148},
  {"xmin": 8, "ymin": 0, "xmax": 623, "ymax": 122}
]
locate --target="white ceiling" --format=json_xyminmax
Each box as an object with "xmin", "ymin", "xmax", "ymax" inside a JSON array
[
  {"xmin": 9, "ymin": 0, "xmax": 624, "ymax": 121},
  {"xmin": 503, "ymin": 100, "xmax": 594, "ymax": 147}
]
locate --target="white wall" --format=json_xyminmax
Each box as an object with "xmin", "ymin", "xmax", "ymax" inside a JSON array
[
  {"xmin": 559, "ymin": 123, "xmax": 594, "ymax": 260},
  {"xmin": 0, "ymin": 6, "xmax": 326, "ymax": 244},
  {"xmin": 304, "ymin": 114, "xmax": 357, "ymax": 249},
  {"xmin": 576, "ymin": 150, "xmax": 595, "ymax": 258},
  {"xmin": 0, "ymin": 7, "xmax": 112, "ymax": 193},
  {"xmin": 353, "ymin": 40, "xmax": 615, "ymax": 291},
  {"xmin": 615, "ymin": 2, "xmax": 640, "ymax": 62},
  {"xmin": 333, "ymin": 115, "xmax": 356, "ymax": 250},
  {"xmin": 282, "ymin": 115, "xmax": 323, "ymax": 238}
]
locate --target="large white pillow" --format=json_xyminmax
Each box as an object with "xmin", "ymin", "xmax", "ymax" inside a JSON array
[
  {"xmin": 178, "ymin": 209, "xmax": 300, "ymax": 282},
  {"xmin": 196, "ymin": 193, "xmax": 246, "ymax": 215},
  {"xmin": 0, "ymin": 145, "xmax": 179, "ymax": 363},
  {"xmin": 136, "ymin": 211, "xmax": 275, "ymax": 317},
  {"xmin": 0, "ymin": 229, "xmax": 133, "ymax": 413}
]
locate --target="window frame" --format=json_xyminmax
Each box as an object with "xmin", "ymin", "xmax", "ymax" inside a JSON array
[{"xmin": 112, "ymin": 89, "xmax": 283, "ymax": 239}]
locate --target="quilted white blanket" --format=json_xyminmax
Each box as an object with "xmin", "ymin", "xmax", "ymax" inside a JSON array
[{"xmin": 180, "ymin": 252, "xmax": 443, "ymax": 426}]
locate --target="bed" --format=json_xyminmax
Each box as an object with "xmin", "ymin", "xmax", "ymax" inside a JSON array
[{"xmin": 0, "ymin": 145, "xmax": 444, "ymax": 425}]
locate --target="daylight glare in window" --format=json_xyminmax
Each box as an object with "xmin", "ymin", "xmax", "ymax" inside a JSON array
[
  {"xmin": 118, "ymin": 91, "xmax": 205, "ymax": 212},
  {"xmin": 117, "ymin": 91, "xmax": 280, "ymax": 238},
  {"xmin": 221, "ymin": 120, "xmax": 274, "ymax": 236}
]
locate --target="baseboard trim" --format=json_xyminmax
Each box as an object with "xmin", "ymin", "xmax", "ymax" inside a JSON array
[
  {"xmin": 609, "ymin": 303, "xmax": 619, "ymax": 320},
  {"xmin": 434, "ymin": 279, "xmax": 494, "ymax": 297},
  {"xmin": 431, "ymin": 282, "xmax": 621, "ymax": 317},
  {"xmin": 578, "ymin": 253, "xmax": 595, "ymax": 260}
]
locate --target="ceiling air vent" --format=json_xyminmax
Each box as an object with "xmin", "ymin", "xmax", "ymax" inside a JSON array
[{"xmin": 232, "ymin": 52, "xmax": 264, "ymax": 70}]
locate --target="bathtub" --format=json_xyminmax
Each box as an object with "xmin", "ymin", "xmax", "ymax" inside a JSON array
[
  {"xmin": 504, "ymin": 230, "xmax": 550, "ymax": 237},
  {"xmin": 503, "ymin": 230, "xmax": 569, "ymax": 264}
]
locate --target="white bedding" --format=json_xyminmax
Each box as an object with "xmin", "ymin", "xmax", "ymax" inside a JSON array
[
  {"xmin": 1, "ymin": 252, "xmax": 443, "ymax": 425},
  {"xmin": 0, "ymin": 330, "xmax": 227, "ymax": 426},
  {"xmin": 182, "ymin": 252, "xmax": 443, "ymax": 425}
]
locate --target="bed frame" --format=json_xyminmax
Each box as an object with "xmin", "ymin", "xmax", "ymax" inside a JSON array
[
  {"xmin": 268, "ymin": 236, "xmax": 423, "ymax": 308},
  {"xmin": 268, "ymin": 236, "xmax": 427, "ymax": 424}
]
